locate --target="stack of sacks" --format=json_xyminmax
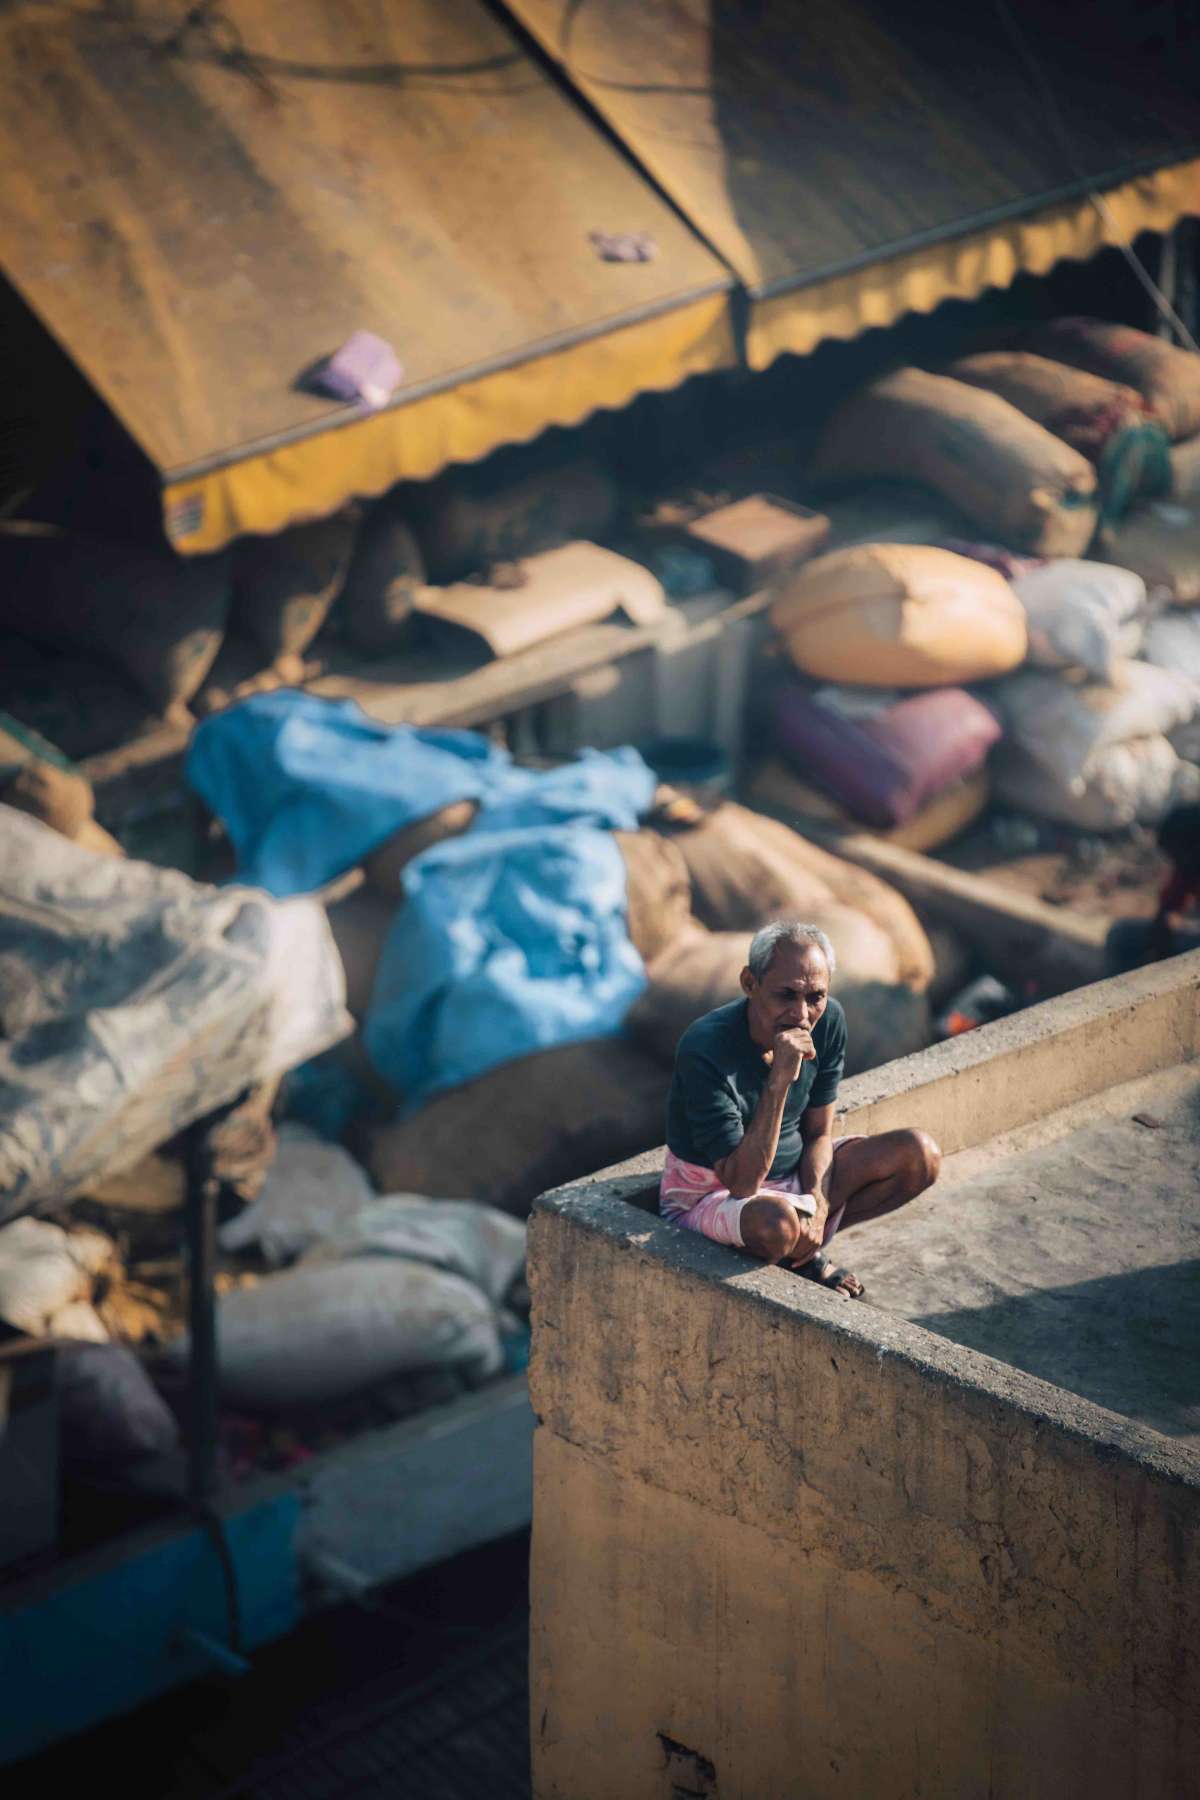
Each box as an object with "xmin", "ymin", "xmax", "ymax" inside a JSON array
[
  {"xmin": 161, "ymin": 1124, "xmax": 529, "ymax": 1410},
  {"xmin": 1101, "ymin": 498, "xmax": 1200, "ymax": 606},
  {"xmin": 986, "ymin": 658, "xmax": 1200, "ymax": 832},
  {"xmin": 758, "ymin": 544, "xmax": 1026, "ymax": 846},
  {"xmin": 811, "ymin": 367, "xmax": 1100, "ymax": 556},
  {"xmin": 946, "ymin": 351, "xmax": 1169, "ymax": 515}
]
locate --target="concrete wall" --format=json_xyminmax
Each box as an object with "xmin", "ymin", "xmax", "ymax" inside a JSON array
[{"xmin": 528, "ymin": 957, "xmax": 1200, "ymax": 1800}]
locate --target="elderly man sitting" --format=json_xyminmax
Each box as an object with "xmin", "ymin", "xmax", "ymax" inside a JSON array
[{"xmin": 661, "ymin": 919, "xmax": 940, "ymax": 1299}]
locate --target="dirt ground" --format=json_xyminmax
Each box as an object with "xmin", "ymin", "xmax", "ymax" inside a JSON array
[{"xmin": 941, "ymin": 814, "xmax": 1169, "ymax": 921}]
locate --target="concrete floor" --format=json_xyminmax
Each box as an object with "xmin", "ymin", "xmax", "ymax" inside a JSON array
[{"xmin": 840, "ymin": 1062, "xmax": 1200, "ymax": 1445}]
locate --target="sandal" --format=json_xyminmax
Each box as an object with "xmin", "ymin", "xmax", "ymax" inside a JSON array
[{"xmin": 787, "ymin": 1250, "xmax": 865, "ymax": 1300}]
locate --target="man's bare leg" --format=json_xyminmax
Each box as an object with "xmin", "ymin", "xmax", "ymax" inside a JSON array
[{"xmin": 739, "ymin": 1128, "xmax": 941, "ymax": 1299}]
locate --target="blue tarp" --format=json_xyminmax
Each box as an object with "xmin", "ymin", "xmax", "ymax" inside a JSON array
[
  {"xmin": 365, "ymin": 824, "xmax": 647, "ymax": 1108},
  {"xmin": 185, "ymin": 693, "xmax": 658, "ymax": 1105}
]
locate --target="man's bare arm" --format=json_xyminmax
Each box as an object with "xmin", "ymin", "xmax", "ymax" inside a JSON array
[
  {"xmin": 799, "ymin": 1103, "xmax": 836, "ymax": 1225},
  {"xmin": 713, "ymin": 1028, "xmax": 814, "ymax": 1198}
]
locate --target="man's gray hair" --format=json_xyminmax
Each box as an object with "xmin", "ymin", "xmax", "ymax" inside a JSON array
[{"xmin": 747, "ymin": 920, "xmax": 836, "ymax": 981}]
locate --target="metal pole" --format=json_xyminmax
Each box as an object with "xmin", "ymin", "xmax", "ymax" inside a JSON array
[{"xmin": 185, "ymin": 1120, "xmax": 220, "ymax": 1507}]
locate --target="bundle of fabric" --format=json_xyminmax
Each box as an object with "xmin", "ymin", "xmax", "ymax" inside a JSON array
[
  {"xmin": 811, "ymin": 367, "xmax": 1100, "ymax": 556},
  {"xmin": 0, "ymin": 806, "xmax": 349, "ymax": 1217},
  {"xmin": 986, "ymin": 658, "xmax": 1200, "ymax": 831}
]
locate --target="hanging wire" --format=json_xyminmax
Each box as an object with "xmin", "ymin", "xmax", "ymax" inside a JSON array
[{"xmin": 991, "ymin": 0, "xmax": 1199, "ymax": 353}]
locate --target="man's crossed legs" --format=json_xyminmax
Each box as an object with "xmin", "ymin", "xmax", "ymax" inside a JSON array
[{"xmin": 665, "ymin": 1129, "xmax": 941, "ymax": 1299}]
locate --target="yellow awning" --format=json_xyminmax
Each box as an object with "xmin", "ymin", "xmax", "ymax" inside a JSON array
[
  {"xmin": 0, "ymin": 0, "xmax": 734, "ymax": 553},
  {"xmin": 749, "ymin": 158, "xmax": 1200, "ymax": 371},
  {"xmin": 506, "ymin": 1, "xmax": 1200, "ymax": 364}
]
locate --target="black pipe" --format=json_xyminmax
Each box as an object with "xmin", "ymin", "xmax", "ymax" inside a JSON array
[{"xmin": 184, "ymin": 1121, "xmax": 220, "ymax": 1507}]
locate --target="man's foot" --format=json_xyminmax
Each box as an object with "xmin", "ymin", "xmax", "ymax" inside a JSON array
[{"xmin": 786, "ymin": 1250, "xmax": 864, "ymax": 1300}]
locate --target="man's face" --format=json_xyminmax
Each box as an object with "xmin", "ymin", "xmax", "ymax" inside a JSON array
[{"xmin": 741, "ymin": 942, "xmax": 831, "ymax": 1049}]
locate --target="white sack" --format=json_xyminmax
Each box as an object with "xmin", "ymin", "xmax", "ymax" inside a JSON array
[
  {"xmin": 0, "ymin": 807, "xmax": 351, "ymax": 1219},
  {"xmin": 0, "ymin": 1218, "xmax": 114, "ymax": 1335},
  {"xmin": 1143, "ymin": 610, "xmax": 1200, "ymax": 685},
  {"xmin": 163, "ymin": 1258, "xmax": 502, "ymax": 1409},
  {"xmin": 1011, "ymin": 560, "xmax": 1146, "ymax": 683},
  {"xmin": 218, "ymin": 1123, "xmax": 375, "ymax": 1267},
  {"xmin": 992, "ymin": 734, "xmax": 1199, "ymax": 830},
  {"xmin": 988, "ymin": 660, "xmax": 1198, "ymax": 792},
  {"xmin": 300, "ymin": 1196, "xmax": 527, "ymax": 1308}
]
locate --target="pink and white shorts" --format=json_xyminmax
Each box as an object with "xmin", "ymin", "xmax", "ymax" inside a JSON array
[{"xmin": 660, "ymin": 1140, "xmax": 862, "ymax": 1249}]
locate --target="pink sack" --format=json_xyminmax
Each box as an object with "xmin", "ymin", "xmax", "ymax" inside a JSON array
[{"xmin": 770, "ymin": 682, "xmax": 1002, "ymax": 828}]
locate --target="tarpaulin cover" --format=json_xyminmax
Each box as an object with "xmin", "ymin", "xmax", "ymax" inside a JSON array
[
  {"xmin": 364, "ymin": 823, "xmax": 649, "ymax": 1109},
  {"xmin": 186, "ymin": 690, "xmax": 656, "ymax": 894},
  {"xmin": 0, "ymin": 805, "xmax": 350, "ymax": 1219},
  {"xmin": 507, "ymin": 1, "xmax": 1200, "ymax": 368},
  {"xmin": 186, "ymin": 691, "xmax": 657, "ymax": 1105},
  {"xmin": 0, "ymin": 0, "xmax": 733, "ymax": 552}
]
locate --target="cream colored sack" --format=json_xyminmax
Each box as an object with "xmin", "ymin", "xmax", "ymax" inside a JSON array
[{"xmin": 772, "ymin": 544, "xmax": 1027, "ymax": 688}]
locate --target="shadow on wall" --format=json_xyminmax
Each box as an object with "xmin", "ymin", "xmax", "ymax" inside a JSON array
[{"xmin": 916, "ymin": 1257, "xmax": 1200, "ymax": 1440}]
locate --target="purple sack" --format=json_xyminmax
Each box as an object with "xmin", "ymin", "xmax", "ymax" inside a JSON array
[{"xmin": 770, "ymin": 683, "xmax": 1001, "ymax": 827}]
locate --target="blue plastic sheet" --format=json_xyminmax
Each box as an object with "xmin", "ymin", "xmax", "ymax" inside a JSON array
[
  {"xmin": 187, "ymin": 691, "xmax": 655, "ymax": 896},
  {"xmin": 364, "ymin": 824, "xmax": 649, "ymax": 1108},
  {"xmin": 186, "ymin": 692, "xmax": 506, "ymax": 897},
  {"xmin": 186, "ymin": 693, "xmax": 659, "ymax": 1104}
]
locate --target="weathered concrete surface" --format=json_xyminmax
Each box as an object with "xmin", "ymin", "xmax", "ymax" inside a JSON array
[
  {"xmin": 845, "ymin": 1062, "xmax": 1200, "ymax": 1442},
  {"xmin": 529, "ymin": 956, "xmax": 1200, "ymax": 1800}
]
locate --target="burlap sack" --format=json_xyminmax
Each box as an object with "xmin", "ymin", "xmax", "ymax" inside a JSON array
[
  {"xmin": 947, "ymin": 351, "xmax": 1150, "ymax": 459},
  {"xmin": 0, "ymin": 522, "xmax": 231, "ymax": 710},
  {"xmin": 1020, "ymin": 318, "xmax": 1200, "ymax": 442},
  {"xmin": 338, "ymin": 508, "xmax": 426, "ymax": 653},
  {"xmin": 628, "ymin": 921, "xmax": 929, "ymax": 1076},
  {"xmin": 325, "ymin": 888, "xmax": 397, "ymax": 1019},
  {"xmin": 414, "ymin": 455, "xmax": 619, "ymax": 582},
  {"xmin": 614, "ymin": 830, "xmax": 694, "ymax": 963},
  {"xmin": 812, "ymin": 367, "xmax": 1099, "ymax": 555},
  {"xmin": 771, "ymin": 544, "xmax": 1027, "ymax": 689},
  {"xmin": 362, "ymin": 802, "xmax": 479, "ymax": 897},
  {"xmin": 1, "ymin": 761, "xmax": 93, "ymax": 838},
  {"xmin": 363, "ymin": 1038, "xmax": 671, "ymax": 1216},
  {"xmin": 1101, "ymin": 501, "xmax": 1200, "ymax": 603},
  {"xmin": 0, "ymin": 659, "xmax": 162, "ymax": 760},
  {"xmin": 663, "ymin": 803, "xmax": 934, "ymax": 992},
  {"xmin": 231, "ymin": 510, "xmax": 357, "ymax": 659}
]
